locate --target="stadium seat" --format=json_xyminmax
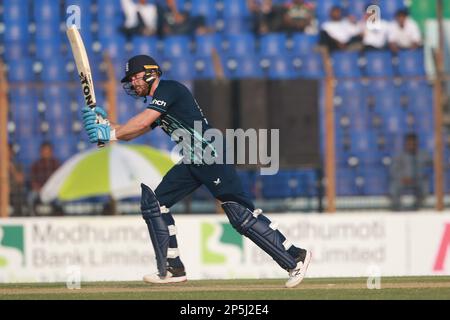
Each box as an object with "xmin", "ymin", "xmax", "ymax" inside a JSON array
[
  {"xmin": 362, "ymin": 166, "xmax": 389, "ymax": 195},
  {"xmin": 193, "ymin": 56, "xmax": 215, "ymax": 79},
  {"xmin": 345, "ymin": 0, "xmax": 368, "ymax": 20},
  {"xmin": 260, "ymin": 55, "xmax": 296, "ymax": 79},
  {"xmin": 221, "ymin": 33, "xmax": 256, "ymax": 56},
  {"xmin": 222, "ymin": 16, "xmax": 251, "ymax": 34},
  {"xmin": 331, "ymin": 51, "xmax": 362, "ymax": 77},
  {"xmin": 99, "ymin": 35, "xmax": 128, "ymax": 60},
  {"xmin": 223, "ymin": 0, "xmax": 250, "ymax": 18},
  {"xmin": 40, "ymin": 59, "xmax": 70, "ymax": 82},
  {"xmin": 160, "ymin": 57, "xmax": 195, "ymax": 80},
  {"xmin": 396, "ymin": 49, "xmax": 426, "ymax": 76},
  {"xmin": 379, "ymin": 0, "xmax": 406, "ymax": 21},
  {"xmin": 3, "ymin": 41, "xmax": 29, "ymax": 60},
  {"xmin": 194, "ymin": 33, "xmax": 222, "ymax": 56},
  {"xmin": 3, "ymin": 21, "xmax": 29, "ymax": 42},
  {"xmin": 290, "ymin": 53, "xmax": 325, "ymax": 78},
  {"xmin": 290, "ymin": 33, "xmax": 319, "ymax": 55},
  {"xmin": 221, "ymin": 54, "xmax": 263, "ymax": 79},
  {"xmin": 363, "ymin": 51, "xmax": 394, "ymax": 77},
  {"xmin": 6, "ymin": 58, "xmax": 35, "ymax": 82},
  {"xmin": 35, "ymin": 40, "xmax": 63, "ymax": 60},
  {"xmin": 259, "ymin": 33, "xmax": 288, "ymax": 56},
  {"xmin": 132, "ymin": 36, "xmax": 160, "ymax": 57},
  {"xmin": 163, "ymin": 35, "xmax": 192, "ymax": 58},
  {"xmin": 315, "ymin": 0, "xmax": 340, "ymax": 23},
  {"xmin": 191, "ymin": 0, "xmax": 217, "ymax": 27},
  {"xmin": 336, "ymin": 167, "xmax": 358, "ymax": 196}
]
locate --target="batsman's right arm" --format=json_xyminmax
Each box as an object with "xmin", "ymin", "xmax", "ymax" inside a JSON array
[{"xmin": 111, "ymin": 109, "xmax": 161, "ymax": 141}]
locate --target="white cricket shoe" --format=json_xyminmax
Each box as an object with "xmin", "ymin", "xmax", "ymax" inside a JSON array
[
  {"xmin": 285, "ymin": 250, "xmax": 312, "ymax": 288},
  {"xmin": 143, "ymin": 266, "xmax": 187, "ymax": 284}
]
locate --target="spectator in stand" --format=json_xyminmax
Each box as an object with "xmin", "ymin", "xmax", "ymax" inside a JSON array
[
  {"xmin": 389, "ymin": 133, "xmax": 432, "ymax": 211},
  {"xmin": 319, "ymin": 6, "xmax": 362, "ymax": 52},
  {"xmin": 248, "ymin": 0, "xmax": 273, "ymax": 34},
  {"xmin": 120, "ymin": 0, "xmax": 158, "ymax": 39},
  {"xmin": 8, "ymin": 144, "xmax": 28, "ymax": 216},
  {"xmin": 29, "ymin": 142, "xmax": 62, "ymax": 215},
  {"xmin": 388, "ymin": 8, "xmax": 422, "ymax": 53},
  {"xmin": 360, "ymin": 5, "xmax": 390, "ymax": 51},
  {"xmin": 280, "ymin": 0, "xmax": 317, "ymax": 34},
  {"xmin": 161, "ymin": 0, "xmax": 209, "ymax": 36}
]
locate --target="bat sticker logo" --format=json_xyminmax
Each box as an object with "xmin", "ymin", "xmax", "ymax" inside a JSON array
[{"xmin": 79, "ymin": 72, "xmax": 95, "ymax": 107}]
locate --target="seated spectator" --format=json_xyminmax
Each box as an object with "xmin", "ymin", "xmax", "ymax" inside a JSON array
[
  {"xmin": 29, "ymin": 142, "xmax": 62, "ymax": 215},
  {"xmin": 161, "ymin": 0, "xmax": 210, "ymax": 36},
  {"xmin": 319, "ymin": 6, "xmax": 362, "ymax": 52},
  {"xmin": 388, "ymin": 8, "xmax": 422, "ymax": 53},
  {"xmin": 280, "ymin": 0, "xmax": 317, "ymax": 34},
  {"xmin": 360, "ymin": 6, "xmax": 390, "ymax": 51},
  {"xmin": 120, "ymin": 0, "xmax": 158, "ymax": 39},
  {"xmin": 247, "ymin": 0, "xmax": 285, "ymax": 35},
  {"xmin": 388, "ymin": 133, "xmax": 432, "ymax": 211},
  {"xmin": 8, "ymin": 144, "xmax": 28, "ymax": 216}
]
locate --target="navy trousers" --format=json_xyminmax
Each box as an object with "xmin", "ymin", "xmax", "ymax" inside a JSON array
[{"xmin": 155, "ymin": 163, "xmax": 254, "ymax": 211}]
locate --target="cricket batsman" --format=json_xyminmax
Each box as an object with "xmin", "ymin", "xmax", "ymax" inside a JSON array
[{"xmin": 82, "ymin": 55, "xmax": 311, "ymax": 288}]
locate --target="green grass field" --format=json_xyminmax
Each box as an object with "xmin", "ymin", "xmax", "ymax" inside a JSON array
[{"xmin": 1, "ymin": 276, "xmax": 450, "ymax": 300}]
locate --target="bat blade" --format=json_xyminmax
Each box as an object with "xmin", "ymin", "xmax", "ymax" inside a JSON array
[{"xmin": 66, "ymin": 25, "xmax": 104, "ymax": 147}]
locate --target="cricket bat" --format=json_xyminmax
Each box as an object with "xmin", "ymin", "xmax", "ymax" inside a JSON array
[{"xmin": 66, "ymin": 25, "xmax": 105, "ymax": 147}]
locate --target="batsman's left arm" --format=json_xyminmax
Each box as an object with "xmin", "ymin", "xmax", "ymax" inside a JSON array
[{"xmin": 112, "ymin": 109, "xmax": 161, "ymax": 141}]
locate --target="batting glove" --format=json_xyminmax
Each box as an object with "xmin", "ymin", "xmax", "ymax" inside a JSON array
[
  {"xmin": 82, "ymin": 107, "xmax": 111, "ymax": 143},
  {"xmin": 85, "ymin": 123, "xmax": 111, "ymax": 143}
]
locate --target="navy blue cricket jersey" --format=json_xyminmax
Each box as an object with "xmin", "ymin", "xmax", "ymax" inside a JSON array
[{"xmin": 147, "ymin": 80, "xmax": 218, "ymax": 162}]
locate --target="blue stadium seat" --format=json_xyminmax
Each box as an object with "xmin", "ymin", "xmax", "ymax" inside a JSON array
[
  {"xmin": 363, "ymin": 50, "xmax": 394, "ymax": 76},
  {"xmin": 290, "ymin": 53, "xmax": 325, "ymax": 78},
  {"xmin": 6, "ymin": 58, "xmax": 35, "ymax": 82},
  {"xmin": 223, "ymin": 0, "xmax": 250, "ymax": 18},
  {"xmin": 362, "ymin": 166, "xmax": 389, "ymax": 195},
  {"xmin": 379, "ymin": 0, "xmax": 406, "ymax": 21},
  {"xmin": 396, "ymin": 49, "xmax": 426, "ymax": 76},
  {"xmin": 222, "ymin": 33, "xmax": 256, "ymax": 56},
  {"xmin": 331, "ymin": 51, "xmax": 362, "ymax": 77},
  {"xmin": 191, "ymin": 0, "xmax": 217, "ymax": 27},
  {"xmin": 345, "ymin": 0, "xmax": 368, "ymax": 20},
  {"xmin": 221, "ymin": 54, "xmax": 263, "ymax": 79},
  {"xmin": 195, "ymin": 33, "xmax": 222, "ymax": 56},
  {"xmin": 3, "ymin": 21, "xmax": 29, "ymax": 42},
  {"xmin": 163, "ymin": 35, "xmax": 191, "ymax": 58},
  {"xmin": 97, "ymin": 0, "xmax": 122, "ymax": 26},
  {"xmin": 35, "ymin": 40, "xmax": 63, "ymax": 60},
  {"xmin": 132, "ymin": 36, "xmax": 160, "ymax": 57},
  {"xmin": 40, "ymin": 59, "xmax": 70, "ymax": 81},
  {"xmin": 160, "ymin": 57, "xmax": 195, "ymax": 80},
  {"xmin": 193, "ymin": 56, "xmax": 215, "ymax": 79},
  {"xmin": 290, "ymin": 33, "xmax": 319, "ymax": 55},
  {"xmin": 260, "ymin": 55, "xmax": 295, "ymax": 79},
  {"xmin": 35, "ymin": 19, "xmax": 61, "ymax": 41},
  {"xmin": 3, "ymin": 41, "xmax": 28, "ymax": 60},
  {"xmin": 259, "ymin": 33, "xmax": 287, "ymax": 56},
  {"xmin": 222, "ymin": 16, "xmax": 251, "ymax": 34},
  {"xmin": 34, "ymin": 0, "xmax": 60, "ymax": 23},
  {"xmin": 261, "ymin": 171, "xmax": 292, "ymax": 199},
  {"xmin": 336, "ymin": 168, "xmax": 358, "ymax": 196},
  {"xmin": 100, "ymin": 35, "xmax": 127, "ymax": 60},
  {"xmin": 315, "ymin": 0, "xmax": 340, "ymax": 23}
]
